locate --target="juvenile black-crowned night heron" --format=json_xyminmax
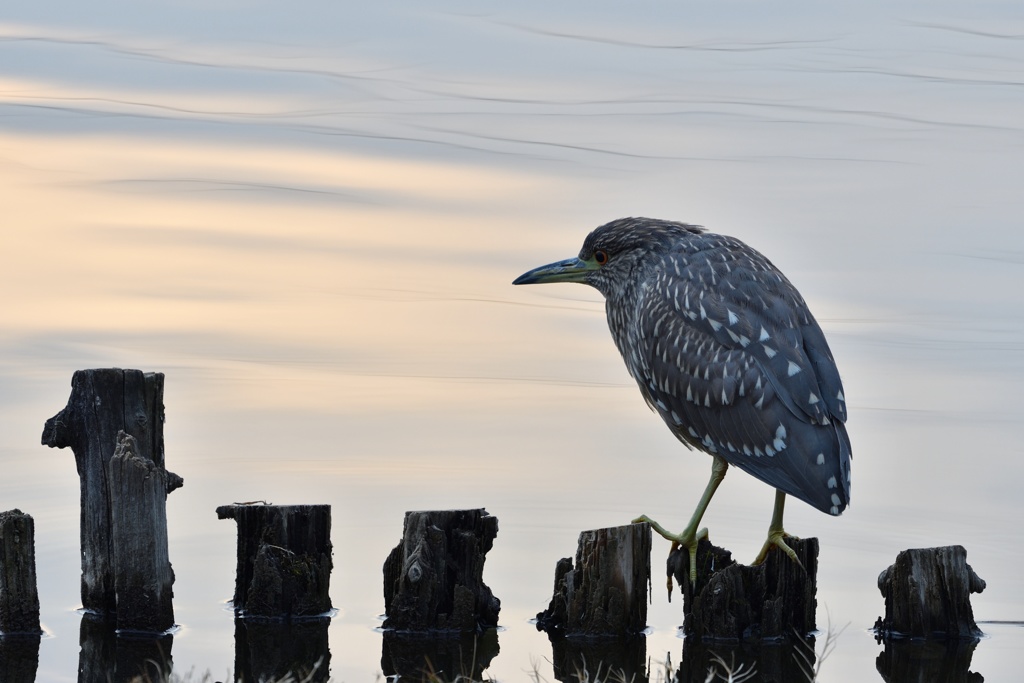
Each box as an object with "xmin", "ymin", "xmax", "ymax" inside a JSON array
[{"xmin": 513, "ymin": 217, "xmax": 851, "ymax": 583}]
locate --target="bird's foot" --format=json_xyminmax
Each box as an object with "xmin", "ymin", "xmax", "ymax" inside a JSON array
[
  {"xmin": 632, "ymin": 514, "xmax": 708, "ymax": 591},
  {"xmin": 752, "ymin": 528, "xmax": 804, "ymax": 570}
]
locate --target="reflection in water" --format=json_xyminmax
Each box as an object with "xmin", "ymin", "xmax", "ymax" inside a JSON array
[
  {"xmin": 677, "ymin": 637, "xmax": 816, "ymax": 683},
  {"xmin": 545, "ymin": 634, "xmax": 647, "ymax": 683},
  {"xmin": 875, "ymin": 638, "xmax": 983, "ymax": 683},
  {"xmin": 0, "ymin": 634, "xmax": 40, "ymax": 683},
  {"xmin": 381, "ymin": 629, "xmax": 499, "ymax": 682},
  {"xmin": 78, "ymin": 614, "xmax": 173, "ymax": 683},
  {"xmin": 233, "ymin": 617, "xmax": 331, "ymax": 683}
]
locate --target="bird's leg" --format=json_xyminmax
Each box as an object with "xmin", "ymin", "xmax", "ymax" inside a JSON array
[
  {"xmin": 633, "ymin": 455, "xmax": 729, "ymax": 587},
  {"xmin": 752, "ymin": 490, "xmax": 804, "ymax": 569}
]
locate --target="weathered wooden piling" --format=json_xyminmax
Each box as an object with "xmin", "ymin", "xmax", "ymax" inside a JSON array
[
  {"xmin": 383, "ymin": 509, "xmax": 500, "ymax": 632},
  {"xmin": 536, "ymin": 523, "xmax": 651, "ymax": 637},
  {"xmin": 0, "ymin": 635, "xmax": 40, "ymax": 683},
  {"xmin": 670, "ymin": 537, "xmax": 818, "ymax": 641},
  {"xmin": 109, "ymin": 433, "xmax": 175, "ymax": 632},
  {"xmin": 216, "ymin": 503, "xmax": 333, "ymax": 618},
  {"xmin": 0, "ymin": 510, "xmax": 40, "ymax": 636},
  {"xmin": 874, "ymin": 545, "xmax": 986, "ymax": 640},
  {"xmin": 41, "ymin": 368, "xmax": 182, "ymax": 629}
]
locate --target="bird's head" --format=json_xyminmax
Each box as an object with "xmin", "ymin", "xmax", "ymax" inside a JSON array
[{"xmin": 512, "ymin": 217, "xmax": 704, "ymax": 298}]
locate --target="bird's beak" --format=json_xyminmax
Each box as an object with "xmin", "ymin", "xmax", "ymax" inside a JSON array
[{"xmin": 513, "ymin": 257, "xmax": 596, "ymax": 285}]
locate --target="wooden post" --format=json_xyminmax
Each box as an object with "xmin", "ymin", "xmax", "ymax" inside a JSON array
[
  {"xmin": 536, "ymin": 523, "xmax": 651, "ymax": 637},
  {"xmin": 874, "ymin": 545, "xmax": 986, "ymax": 640},
  {"xmin": 383, "ymin": 509, "xmax": 500, "ymax": 632},
  {"xmin": 0, "ymin": 510, "xmax": 41, "ymax": 683},
  {"xmin": 0, "ymin": 510, "xmax": 40, "ymax": 635},
  {"xmin": 670, "ymin": 537, "xmax": 818, "ymax": 641},
  {"xmin": 108, "ymin": 432, "xmax": 175, "ymax": 631},
  {"xmin": 216, "ymin": 504, "xmax": 333, "ymax": 618},
  {"xmin": 41, "ymin": 368, "xmax": 182, "ymax": 622}
]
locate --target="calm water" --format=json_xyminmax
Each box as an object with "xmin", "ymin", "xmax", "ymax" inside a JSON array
[{"xmin": 2, "ymin": 2, "xmax": 1024, "ymax": 681}]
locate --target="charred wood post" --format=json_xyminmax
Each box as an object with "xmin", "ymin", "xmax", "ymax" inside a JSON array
[
  {"xmin": 874, "ymin": 545, "xmax": 986, "ymax": 640},
  {"xmin": 536, "ymin": 523, "xmax": 651, "ymax": 637},
  {"xmin": 0, "ymin": 510, "xmax": 40, "ymax": 635},
  {"xmin": 671, "ymin": 537, "xmax": 818, "ymax": 641},
  {"xmin": 108, "ymin": 433, "xmax": 175, "ymax": 631},
  {"xmin": 41, "ymin": 369, "xmax": 181, "ymax": 629},
  {"xmin": 383, "ymin": 509, "xmax": 500, "ymax": 632},
  {"xmin": 216, "ymin": 504, "xmax": 333, "ymax": 619},
  {"xmin": 0, "ymin": 509, "xmax": 41, "ymax": 683}
]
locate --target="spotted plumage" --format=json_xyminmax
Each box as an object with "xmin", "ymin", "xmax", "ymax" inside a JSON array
[{"xmin": 515, "ymin": 217, "xmax": 851, "ymax": 517}]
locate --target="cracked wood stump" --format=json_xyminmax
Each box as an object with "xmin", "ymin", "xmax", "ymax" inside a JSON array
[
  {"xmin": 41, "ymin": 368, "xmax": 181, "ymax": 631},
  {"xmin": 671, "ymin": 536, "xmax": 818, "ymax": 641},
  {"xmin": 0, "ymin": 509, "xmax": 40, "ymax": 636},
  {"xmin": 383, "ymin": 509, "xmax": 500, "ymax": 632},
  {"xmin": 536, "ymin": 523, "xmax": 651, "ymax": 638},
  {"xmin": 216, "ymin": 503, "xmax": 333, "ymax": 619},
  {"xmin": 874, "ymin": 545, "xmax": 986, "ymax": 640}
]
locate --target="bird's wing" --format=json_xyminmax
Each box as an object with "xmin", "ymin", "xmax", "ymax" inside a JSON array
[
  {"xmin": 629, "ymin": 241, "xmax": 851, "ymax": 513},
  {"xmin": 643, "ymin": 238, "xmax": 847, "ymax": 427}
]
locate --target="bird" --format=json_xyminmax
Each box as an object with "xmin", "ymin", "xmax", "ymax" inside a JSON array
[{"xmin": 513, "ymin": 217, "xmax": 851, "ymax": 584}]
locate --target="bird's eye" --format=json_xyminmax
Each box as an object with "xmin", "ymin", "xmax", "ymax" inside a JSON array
[{"xmin": 594, "ymin": 249, "xmax": 609, "ymax": 266}]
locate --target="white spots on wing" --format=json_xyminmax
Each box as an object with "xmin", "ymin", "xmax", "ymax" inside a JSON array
[
  {"xmin": 827, "ymin": 476, "xmax": 837, "ymax": 489},
  {"xmin": 759, "ymin": 326, "xmax": 771, "ymax": 342},
  {"xmin": 688, "ymin": 427, "xmax": 699, "ymax": 439},
  {"xmin": 708, "ymin": 318, "xmax": 722, "ymax": 332},
  {"xmin": 727, "ymin": 310, "xmax": 738, "ymax": 325},
  {"xmin": 671, "ymin": 410, "xmax": 682, "ymax": 425},
  {"xmin": 704, "ymin": 392, "xmax": 711, "ymax": 408},
  {"xmin": 787, "ymin": 361, "xmax": 802, "ymax": 377},
  {"xmin": 739, "ymin": 335, "xmax": 750, "ymax": 347},
  {"xmin": 816, "ymin": 453, "xmax": 825, "ymax": 465},
  {"xmin": 726, "ymin": 328, "xmax": 741, "ymax": 344},
  {"xmin": 686, "ymin": 384, "xmax": 694, "ymax": 402},
  {"xmin": 808, "ymin": 392, "xmax": 819, "ymax": 405},
  {"xmin": 831, "ymin": 493, "xmax": 841, "ymax": 507},
  {"xmin": 742, "ymin": 445, "xmax": 752, "ymax": 456},
  {"xmin": 837, "ymin": 390, "xmax": 845, "ymax": 402},
  {"xmin": 773, "ymin": 424, "xmax": 787, "ymax": 451},
  {"xmin": 699, "ymin": 302, "xmax": 707, "ymax": 320},
  {"xmin": 654, "ymin": 398, "xmax": 667, "ymax": 411},
  {"xmin": 754, "ymin": 395, "xmax": 764, "ymax": 410},
  {"xmin": 763, "ymin": 345, "xmax": 777, "ymax": 359},
  {"xmin": 830, "ymin": 506, "xmax": 839, "ymax": 516},
  {"xmin": 702, "ymin": 434, "xmax": 718, "ymax": 453},
  {"xmin": 721, "ymin": 387, "xmax": 728, "ymax": 404}
]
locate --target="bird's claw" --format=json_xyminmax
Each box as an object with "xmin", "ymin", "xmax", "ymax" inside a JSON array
[
  {"xmin": 753, "ymin": 530, "xmax": 804, "ymax": 571},
  {"xmin": 632, "ymin": 514, "xmax": 708, "ymax": 591}
]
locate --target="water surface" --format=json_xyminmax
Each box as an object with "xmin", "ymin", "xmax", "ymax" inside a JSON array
[{"xmin": 2, "ymin": 2, "xmax": 1023, "ymax": 681}]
